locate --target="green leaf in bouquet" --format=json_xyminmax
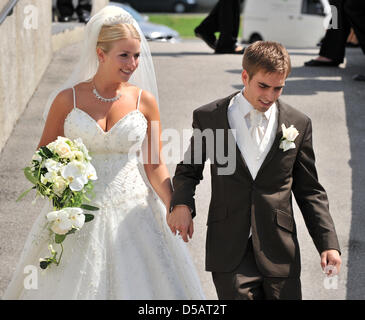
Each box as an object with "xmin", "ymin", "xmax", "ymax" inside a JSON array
[
  {"xmin": 80, "ymin": 204, "xmax": 99, "ymax": 211},
  {"xmin": 55, "ymin": 234, "xmax": 66, "ymax": 244},
  {"xmin": 66, "ymin": 228, "xmax": 77, "ymax": 236},
  {"xmin": 39, "ymin": 146, "xmax": 54, "ymax": 159},
  {"xmin": 84, "ymin": 213, "xmax": 94, "ymax": 223},
  {"xmin": 16, "ymin": 186, "xmax": 35, "ymax": 202},
  {"xmin": 24, "ymin": 167, "xmax": 38, "ymax": 185},
  {"xmin": 83, "ymin": 195, "xmax": 91, "ymax": 202}
]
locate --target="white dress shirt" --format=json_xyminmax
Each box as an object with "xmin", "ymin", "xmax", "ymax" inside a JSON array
[{"xmin": 227, "ymin": 89, "xmax": 278, "ymax": 180}]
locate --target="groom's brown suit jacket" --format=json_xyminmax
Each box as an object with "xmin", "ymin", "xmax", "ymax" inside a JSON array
[{"xmin": 170, "ymin": 92, "xmax": 341, "ymax": 278}]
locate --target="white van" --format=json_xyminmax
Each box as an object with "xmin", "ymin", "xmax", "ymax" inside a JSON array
[{"xmin": 241, "ymin": 0, "xmax": 332, "ymax": 47}]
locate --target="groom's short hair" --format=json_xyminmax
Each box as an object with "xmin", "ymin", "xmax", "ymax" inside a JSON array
[{"xmin": 242, "ymin": 41, "xmax": 291, "ymax": 79}]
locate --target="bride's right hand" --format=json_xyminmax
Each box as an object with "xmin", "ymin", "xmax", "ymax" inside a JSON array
[{"xmin": 167, "ymin": 205, "xmax": 194, "ymax": 242}]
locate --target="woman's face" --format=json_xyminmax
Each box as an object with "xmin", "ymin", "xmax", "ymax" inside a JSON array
[{"xmin": 98, "ymin": 38, "xmax": 141, "ymax": 82}]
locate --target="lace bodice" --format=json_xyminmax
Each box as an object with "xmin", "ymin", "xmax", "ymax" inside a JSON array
[
  {"xmin": 63, "ymin": 88, "xmax": 149, "ymax": 208},
  {"xmin": 64, "ymin": 88, "xmax": 147, "ymax": 155}
]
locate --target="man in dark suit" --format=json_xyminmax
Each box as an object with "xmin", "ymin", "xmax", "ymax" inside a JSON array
[
  {"xmin": 57, "ymin": 0, "xmax": 91, "ymax": 23},
  {"xmin": 194, "ymin": 0, "xmax": 244, "ymax": 54},
  {"xmin": 304, "ymin": 0, "xmax": 365, "ymax": 81},
  {"xmin": 168, "ymin": 41, "xmax": 341, "ymax": 299}
]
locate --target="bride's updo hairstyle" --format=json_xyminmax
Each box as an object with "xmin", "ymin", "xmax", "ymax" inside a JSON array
[
  {"xmin": 42, "ymin": 6, "xmax": 159, "ymax": 121},
  {"xmin": 97, "ymin": 23, "xmax": 141, "ymax": 53}
]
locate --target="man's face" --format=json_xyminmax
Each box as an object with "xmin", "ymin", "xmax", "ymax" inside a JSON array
[{"xmin": 241, "ymin": 69, "xmax": 287, "ymax": 112}]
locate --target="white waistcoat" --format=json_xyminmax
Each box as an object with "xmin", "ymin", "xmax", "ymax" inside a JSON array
[{"xmin": 227, "ymin": 91, "xmax": 278, "ymax": 180}]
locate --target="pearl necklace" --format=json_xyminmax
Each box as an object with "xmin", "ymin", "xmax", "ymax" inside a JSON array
[{"xmin": 92, "ymin": 82, "xmax": 122, "ymax": 103}]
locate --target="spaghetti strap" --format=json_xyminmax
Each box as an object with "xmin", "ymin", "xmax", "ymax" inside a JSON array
[
  {"xmin": 136, "ymin": 89, "xmax": 142, "ymax": 110},
  {"xmin": 71, "ymin": 87, "xmax": 76, "ymax": 109}
]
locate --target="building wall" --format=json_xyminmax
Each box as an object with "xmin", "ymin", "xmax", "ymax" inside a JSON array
[
  {"xmin": 0, "ymin": 0, "xmax": 52, "ymax": 153},
  {"xmin": 0, "ymin": 0, "xmax": 109, "ymax": 153}
]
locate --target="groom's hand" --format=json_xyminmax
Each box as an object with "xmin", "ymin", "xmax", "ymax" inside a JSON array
[
  {"xmin": 321, "ymin": 249, "xmax": 342, "ymax": 276},
  {"xmin": 168, "ymin": 205, "xmax": 193, "ymax": 242}
]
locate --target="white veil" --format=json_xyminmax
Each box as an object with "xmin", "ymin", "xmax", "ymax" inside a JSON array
[{"xmin": 42, "ymin": 5, "xmax": 159, "ymax": 121}]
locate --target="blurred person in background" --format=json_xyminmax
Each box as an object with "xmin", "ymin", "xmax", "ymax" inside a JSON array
[
  {"xmin": 194, "ymin": 0, "xmax": 245, "ymax": 54},
  {"xmin": 57, "ymin": 0, "xmax": 92, "ymax": 23},
  {"xmin": 346, "ymin": 28, "xmax": 359, "ymax": 47},
  {"xmin": 304, "ymin": 0, "xmax": 365, "ymax": 81}
]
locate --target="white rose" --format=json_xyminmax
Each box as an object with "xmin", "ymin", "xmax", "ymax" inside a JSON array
[
  {"xmin": 52, "ymin": 176, "xmax": 68, "ymax": 196},
  {"xmin": 55, "ymin": 142, "xmax": 72, "ymax": 159},
  {"xmin": 73, "ymin": 151, "xmax": 85, "ymax": 162},
  {"xmin": 48, "ymin": 137, "xmax": 73, "ymax": 159},
  {"xmin": 281, "ymin": 124, "xmax": 299, "ymax": 142},
  {"xmin": 56, "ymin": 136, "xmax": 72, "ymax": 145},
  {"xmin": 280, "ymin": 124, "xmax": 299, "ymax": 152},
  {"xmin": 280, "ymin": 139, "xmax": 296, "ymax": 152},
  {"xmin": 32, "ymin": 152, "xmax": 42, "ymax": 162}
]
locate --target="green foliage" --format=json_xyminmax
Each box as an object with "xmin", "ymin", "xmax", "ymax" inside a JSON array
[
  {"xmin": 55, "ymin": 234, "xmax": 66, "ymax": 244},
  {"xmin": 148, "ymin": 14, "xmax": 242, "ymax": 39},
  {"xmin": 148, "ymin": 14, "xmax": 205, "ymax": 38}
]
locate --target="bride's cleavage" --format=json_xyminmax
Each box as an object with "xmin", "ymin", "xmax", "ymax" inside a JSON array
[{"xmin": 74, "ymin": 107, "xmax": 140, "ymax": 134}]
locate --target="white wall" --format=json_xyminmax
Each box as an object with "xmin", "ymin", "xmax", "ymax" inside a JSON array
[
  {"xmin": 0, "ymin": 0, "xmax": 109, "ymax": 153},
  {"xmin": 0, "ymin": 0, "xmax": 52, "ymax": 153}
]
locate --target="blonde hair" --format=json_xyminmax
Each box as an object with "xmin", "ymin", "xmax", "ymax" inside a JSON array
[
  {"xmin": 242, "ymin": 41, "xmax": 291, "ymax": 79},
  {"xmin": 97, "ymin": 23, "xmax": 141, "ymax": 53}
]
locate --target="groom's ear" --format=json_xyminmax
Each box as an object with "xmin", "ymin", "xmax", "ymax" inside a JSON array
[{"xmin": 242, "ymin": 69, "xmax": 249, "ymax": 86}]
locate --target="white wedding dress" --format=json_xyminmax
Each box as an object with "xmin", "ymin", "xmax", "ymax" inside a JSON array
[{"xmin": 3, "ymin": 88, "xmax": 205, "ymax": 300}]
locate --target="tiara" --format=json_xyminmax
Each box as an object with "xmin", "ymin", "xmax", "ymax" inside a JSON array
[{"xmin": 104, "ymin": 13, "xmax": 135, "ymax": 25}]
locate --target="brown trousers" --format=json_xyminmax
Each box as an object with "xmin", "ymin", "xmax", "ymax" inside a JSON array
[{"xmin": 212, "ymin": 238, "xmax": 302, "ymax": 300}]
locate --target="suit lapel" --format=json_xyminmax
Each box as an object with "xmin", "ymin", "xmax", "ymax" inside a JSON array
[
  {"xmin": 213, "ymin": 93, "xmax": 253, "ymax": 181},
  {"xmin": 256, "ymin": 99, "xmax": 289, "ymax": 178}
]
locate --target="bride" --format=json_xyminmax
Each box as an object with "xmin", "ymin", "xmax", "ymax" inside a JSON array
[{"xmin": 3, "ymin": 6, "xmax": 205, "ymax": 300}]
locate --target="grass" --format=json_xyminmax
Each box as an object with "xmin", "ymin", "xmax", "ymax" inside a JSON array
[
  {"xmin": 148, "ymin": 14, "xmax": 242, "ymax": 39},
  {"xmin": 148, "ymin": 14, "xmax": 205, "ymax": 38}
]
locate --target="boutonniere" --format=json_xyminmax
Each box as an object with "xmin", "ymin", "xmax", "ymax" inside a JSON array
[{"xmin": 280, "ymin": 124, "xmax": 299, "ymax": 152}]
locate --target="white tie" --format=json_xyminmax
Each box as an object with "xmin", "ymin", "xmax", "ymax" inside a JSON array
[{"xmin": 249, "ymin": 109, "xmax": 265, "ymax": 147}]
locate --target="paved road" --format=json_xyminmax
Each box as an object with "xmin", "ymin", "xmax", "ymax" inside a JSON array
[{"xmin": 1, "ymin": 39, "xmax": 364, "ymax": 299}]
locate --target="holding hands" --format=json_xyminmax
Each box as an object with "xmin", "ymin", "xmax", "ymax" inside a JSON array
[{"xmin": 167, "ymin": 205, "xmax": 194, "ymax": 243}]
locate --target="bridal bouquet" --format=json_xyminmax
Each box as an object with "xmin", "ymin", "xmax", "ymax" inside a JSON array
[{"xmin": 17, "ymin": 136, "xmax": 99, "ymax": 269}]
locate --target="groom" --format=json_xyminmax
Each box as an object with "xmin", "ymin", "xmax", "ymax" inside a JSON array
[{"xmin": 168, "ymin": 41, "xmax": 341, "ymax": 300}]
